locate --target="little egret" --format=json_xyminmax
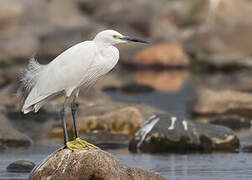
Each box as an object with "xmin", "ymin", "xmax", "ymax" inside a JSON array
[{"xmin": 20, "ymin": 30, "xmax": 148, "ymax": 150}]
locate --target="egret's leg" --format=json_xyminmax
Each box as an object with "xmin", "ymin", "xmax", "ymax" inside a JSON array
[
  {"xmin": 67, "ymin": 94, "xmax": 98, "ymax": 150},
  {"xmin": 60, "ymin": 96, "xmax": 69, "ymax": 145},
  {"xmin": 71, "ymin": 95, "xmax": 79, "ymax": 138}
]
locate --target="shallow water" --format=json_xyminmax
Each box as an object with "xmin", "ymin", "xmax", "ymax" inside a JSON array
[
  {"xmin": 1, "ymin": 144, "xmax": 252, "ymax": 180},
  {"xmin": 1, "ymin": 70, "xmax": 252, "ymax": 179}
]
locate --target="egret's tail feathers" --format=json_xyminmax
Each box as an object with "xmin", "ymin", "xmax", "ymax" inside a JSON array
[
  {"xmin": 19, "ymin": 57, "xmax": 45, "ymax": 93},
  {"xmin": 18, "ymin": 57, "xmax": 46, "ymax": 113},
  {"xmin": 23, "ymin": 106, "xmax": 34, "ymax": 114},
  {"xmin": 22, "ymin": 104, "xmax": 41, "ymax": 114}
]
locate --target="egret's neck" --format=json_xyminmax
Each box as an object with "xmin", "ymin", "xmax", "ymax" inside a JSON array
[{"xmin": 93, "ymin": 40, "xmax": 113, "ymax": 49}]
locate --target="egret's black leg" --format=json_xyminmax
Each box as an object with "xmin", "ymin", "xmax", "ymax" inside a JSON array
[
  {"xmin": 60, "ymin": 96, "xmax": 69, "ymax": 145},
  {"xmin": 71, "ymin": 95, "xmax": 79, "ymax": 138}
]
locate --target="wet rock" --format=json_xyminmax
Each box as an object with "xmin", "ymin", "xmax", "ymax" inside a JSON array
[
  {"xmin": 0, "ymin": 127, "xmax": 32, "ymax": 147},
  {"xmin": 129, "ymin": 114, "xmax": 239, "ymax": 153},
  {"xmin": 191, "ymin": 89, "xmax": 252, "ymax": 118},
  {"xmin": 133, "ymin": 70, "xmax": 189, "ymax": 92},
  {"xmin": 242, "ymin": 145, "xmax": 252, "ymax": 153},
  {"xmin": 208, "ymin": 115, "xmax": 252, "ymax": 131},
  {"xmin": 132, "ymin": 44, "xmax": 190, "ymax": 68},
  {"xmin": 7, "ymin": 160, "xmax": 35, "ymax": 173},
  {"xmin": 29, "ymin": 147, "xmax": 167, "ymax": 180}
]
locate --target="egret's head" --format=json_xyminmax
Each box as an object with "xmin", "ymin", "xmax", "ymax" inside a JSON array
[{"xmin": 94, "ymin": 30, "xmax": 148, "ymax": 45}]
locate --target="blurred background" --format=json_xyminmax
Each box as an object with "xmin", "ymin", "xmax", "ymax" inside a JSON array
[{"xmin": 1, "ymin": 0, "xmax": 252, "ymax": 179}]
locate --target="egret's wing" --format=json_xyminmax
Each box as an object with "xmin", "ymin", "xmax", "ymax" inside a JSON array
[{"xmin": 22, "ymin": 41, "xmax": 96, "ymax": 112}]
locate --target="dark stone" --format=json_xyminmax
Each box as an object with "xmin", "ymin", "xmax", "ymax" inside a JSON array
[
  {"xmin": 81, "ymin": 131, "xmax": 130, "ymax": 150},
  {"xmin": 29, "ymin": 147, "xmax": 167, "ymax": 180},
  {"xmin": 0, "ymin": 127, "xmax": 32, "ymax": 147},
  {"xmin": 121, "ymin": 83, "xmax": 154, "ymax": 94},
  {"xmin": 129, "ymin": 114, "xmax": 240, "ymax": 153},
  {"xmin": 209, "ymin": 115, "xmax": 251, "ymax": 131},
  {"xmin": 242, "ymin": 145, "xmax": 252, "ymax": 153},
  {"xmin": 7, "ymin": 160, "xmax": 35, "ymax": 173},
  {"xmin": 102, "ymin": 86, "xmax": 119, "ymax": 93},
  {"xmin": 0, "ymin": 144, "xmax": 5, "ymax": 151}
]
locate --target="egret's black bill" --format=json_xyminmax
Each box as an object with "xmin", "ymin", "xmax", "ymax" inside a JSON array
[{"xmin": 120, "ymin": 37, "xmax": 149, "ymax": 44}]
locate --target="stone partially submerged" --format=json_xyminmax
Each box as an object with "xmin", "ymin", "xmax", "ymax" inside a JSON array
[
  {"xmin": 0, "ymin": 126, "xmax": 32, "ymax": 148},
  {"xmin": 129, "ymin": 114, "xmax": 240, "ymax": 153},
  {"xmin": 29, "ymin": 147, "xmax": 166, "ymax": 180}
]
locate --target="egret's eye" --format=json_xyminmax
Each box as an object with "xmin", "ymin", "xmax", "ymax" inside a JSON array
[{"xmin": 113, "ymin": 35, "xmax": 120, "ymax": 39}]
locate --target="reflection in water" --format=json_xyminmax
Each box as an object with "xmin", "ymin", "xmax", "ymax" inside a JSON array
[{"xmin": 133, "ymin": 70, "xmax": 189, "ymax": 93}]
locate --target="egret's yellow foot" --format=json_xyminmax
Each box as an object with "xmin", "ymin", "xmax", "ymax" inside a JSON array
[
  {"xmin": 66, "ymin": 138, "xmax": 98, "ymax": 150},
  {"xmin": 76, "ymin": 138, "xmax": 98, "ymax": 149}
]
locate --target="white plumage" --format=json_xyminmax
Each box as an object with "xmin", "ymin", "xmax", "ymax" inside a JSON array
[{"xmin": 21, "ymin": 30, "xmax": 121, "ymax": 114}]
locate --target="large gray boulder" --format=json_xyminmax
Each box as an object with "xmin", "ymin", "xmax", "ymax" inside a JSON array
[
  {"xmin": 129, "ymin": 114, "xmax": 239, "ymax": 153},
  {"xmin": 29, "ymin": 147, "xmax": 166, "ymax": 180}
]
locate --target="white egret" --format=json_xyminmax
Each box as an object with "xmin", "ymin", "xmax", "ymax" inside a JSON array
[{"xmin": 20, "ymin": 30, "xmax": 148, "ymax": 150}]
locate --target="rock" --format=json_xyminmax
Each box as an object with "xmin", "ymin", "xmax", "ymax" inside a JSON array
[
  {"xmin": 0, "ymin": 0, "xmax": 23, "ymax": 25},
  {"xmin": 0, "ymin": 0, "xmax": 103, "ymax": 63},
  {"xmin": 29, "ymin": 147, "xmax": 167, "ymax": 180},
  {"xmin": 37, "ymin": 23, "xmax": 105, "ymax": 60},
  {"xmin": 133, "ymin": 70, "xmax": 189, "ymax": 92},
  {"xmin": 0, "ymin": 83, "xmax": 25, "ymax": 111},
  {"xmin": 208, "ymin": 115, "xmax": 252, "ymax": 131},
  {"xmin": 49, "ymin": 106, "xmax": 144, "ymax": 138},
  {"xmin": 94, "ymin": 70, "xmax": 123, "ymax": 90},
  {"xmin": 205, "ymin": 0, "xmax": 252, "ymax": 25},
  {"xmin": 185, "ymin": 24, "xmax": 252, "ymax": 69},
  {"xmin": 192, "ymin": 71, "xmax": 252, "ymax": 92},
  {"xmin": 0, "ymin": 126, "xmax": 32, "ymax": 147},
  {"xmin": 129, "ymin": 114, "xmax": 239, "ymax": 153},
  {"xmin": 242, "ymin": 145, "xmax": 252, "ymax": 153},
  {"xmin": 191, "ymin": 89, "xmax": 252, "ymax": 117},
  {"xmin": 0, "ymin": 114, "xmax": 9, "ymax": 126},
  {"xmin": 7, "ymin": 160, "xmax": 35, "ymax": 173},
  {"xmin": 132, "ymin": 44, "xmax": 190, "ymax": 68},
  {"xmin": 150, "ymin": 15, "xmax": 181, "ymax": 42},
  {"xmin": 48, "ymin": 101, "xmax": 164, "ymax": 139},
  {"xmin": 120, "ymin": 83, "xmax": 154, "ymax": 94},
  {"xmin": 0, "ymin": 144, "xmax": 6, "ymax": 151},
  {"xmin": 119, "ymin": 43, "xmax": 146, "ymax": 65},
  {"xmin": 78, "ymin": 0, "xmax": 164, "ymax": 36},
  {"xmin": 81, "ymin": 131, "xmax": 130, "ymax": 149}
]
